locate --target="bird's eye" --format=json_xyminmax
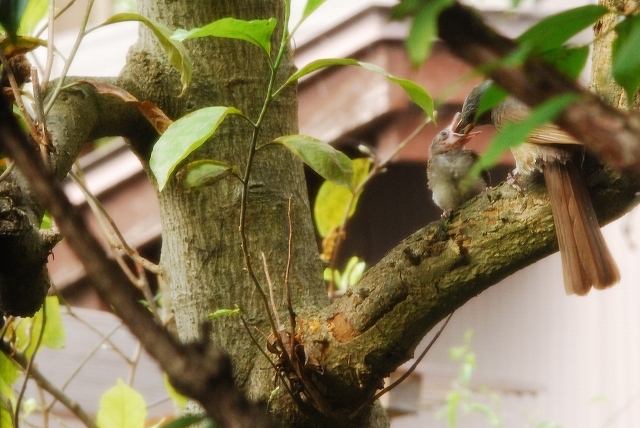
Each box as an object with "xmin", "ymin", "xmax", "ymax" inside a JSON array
[{"xmin": 440, "ymin": 130, "xmax": 447, "ymax": 137}]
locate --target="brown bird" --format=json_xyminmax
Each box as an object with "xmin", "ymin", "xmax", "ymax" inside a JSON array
[
  {"xmin": 456, "ymin": 81, "xmax": 619, "ymax": 295},
  {"xmin": 427, "ymin": 112, "xmax": 487, "ymax": 217}
]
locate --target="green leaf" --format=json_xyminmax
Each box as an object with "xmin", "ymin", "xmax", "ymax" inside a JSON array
[
  {"xmin": 0, "ymin": 0, "xmax": 29, "ymax": 40},
  {"xmin": 161, "ymin": 415, "xmax": 216, "ymax": 428},
  {"xmin": 613, "ymin": 14, "xmax": 640, "ymax": 106},
  {"xmin": 150, "ymin": 106, "xmax": 241, "ymax": 191},
  {"xmin": 405, "ymin": 0, "xmax": 454, "ymax": 67},
  {"xmin": 517, "ymin": 5, "xmax": 608, "ymax": 53},
  {"xmin": 40, "ymin": 296, "xmax": 65, "ymax": 349},
  {"xmin": 0, "ymin": 352, "xmax": 18, "ymax": 400},
  {"xmin": 40, "ymin": 212, "xmax": 52, "ymax": 229},
  {"xmin": 162, "ymin": 373, "xmax": 187, "ymax": 409},
  {"xmin": 540, "ymin": 45, "xmax": 589, "ymax": 80},
  {"xmin": 313, "ymin": 158, "xmax": 370, "ymax": 237},
  {"xmin": 161, "ymin": 415, "xmax": 205, "ymax": 428},
  {"xmin": 301, "ymin": 0, "xmax": 327, "ymax": 21},
  {"xmin": 0, "ymin": 406, "xmax": 12, "ymax": 428},
  {"xmin": 471, "ymin": 93, "xmax": 580, "ymax": 177},
  {"xmin": 284, "ymin": 58, "xmax": 434, "ymax": 121},
  {"xmin": 446, "ymin": 390, "xmax": 462, "ymax": 426},
  {"xmin": 179, "ymin": 160, "xmax": 238, "ymax": 190},
  {"xmin": 343, "ymin": 256, "xmax": 366, "ymax": 288},
  {"xmin": 15, "ymin": 296, "xmax": 65, "ymax": 358},
  {"xmin": 476, "ymin": 83, "xmax": 508, "ymax": 124},
  {"xmin": 208, "ymin": 307, "xmax": 241, "ymax": 319},
  {"xmin": 172, "ymin": 18, "xmax": 277, "ymax": 57},
  {"xmin": 536, "ymin": 423, "xmax": 563, "ymax": 428},
  {"xmin": 274, "ymin": 135, "xmax": 354, "ymax": 189},
  {"xmin": 97, "ymin": 379, "xmax": 146, "ymax": 428},
  {"xmin": 389, "ymin": 0, "xmax": 421, "ymax": 19},
  {"xmin": 101, "ymin": 13, "xmax": 192, "ymax": 95},
  {"xmin": 18, "ymin": 0, "xmax": 47, "ymax": 36}
]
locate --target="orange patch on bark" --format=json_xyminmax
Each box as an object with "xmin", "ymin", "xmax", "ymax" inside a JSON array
[{"xmin": 328, "ymin": 313, "xmax": 360, "ymax": 343}]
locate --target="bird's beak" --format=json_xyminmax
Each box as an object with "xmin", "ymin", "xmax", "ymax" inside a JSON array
[
  {"xmin": 450, "ymin": 130, "xmax": 481, "ymax": 148},
  {"xmin": 447, "ymin": 112, "xmax": 480, "ymax": 147}
]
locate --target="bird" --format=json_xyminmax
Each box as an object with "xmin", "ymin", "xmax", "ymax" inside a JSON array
[
  {"xmin": 455, "ymin": 81, "xmax": 619, "ymax": 295},
  {"xmin": 427, "ymin": 112, "xmax": 488, "ymax": 217}
]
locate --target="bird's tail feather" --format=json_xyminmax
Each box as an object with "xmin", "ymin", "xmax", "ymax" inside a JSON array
[{"xmin": 543, "ymin": 161, "xmax": 620, "ymax": 295}]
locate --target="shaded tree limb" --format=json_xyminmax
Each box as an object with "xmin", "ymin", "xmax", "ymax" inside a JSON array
[
  {"xmin": 0, "ymin": 78, "xmax": 156, "ymax": 316},
  {"xmin": 0, "ymin": 95, "xmax": 271, "ymax": 428},
  {"xmin": 300, "ymin": 163, "xmax": 638, "ymax": 414},
  {"xmin": 436, "ymin": 3, "xmax": 640, "ymax": 178}
]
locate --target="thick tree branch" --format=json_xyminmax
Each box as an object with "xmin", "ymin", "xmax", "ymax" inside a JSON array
[
  {"xmin": 437, "ymin": 3, "xmax": 640, "ymax": 177},
  {"xmin": 0, "ymin": 79, "xmax": 156, "ymax": 316},
  {"xmin": 302, "ymin": 162, "xmax": 639, "ymax": 416},
  {"xmin": 0, "ymin": 95, "xmax": 270, "ymax": 428}
]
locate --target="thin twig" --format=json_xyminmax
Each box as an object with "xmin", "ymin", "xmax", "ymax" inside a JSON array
[
  {"xmin": 0, "ymin": 393, "xmax": 15, "ymax": 426},
  {"xmin": 0, "ymin": 158, "xmax": 16, "ymax": 185},
  {"xmin": 60, "ymin": 323, "xmax": 127, "ymax": 392},
  {"xmin": 262, "ymin": 252, "xmax": 282, "ymax": 329},
  {"xmin": 349, "ymin": 311, "xmax": 454, "ymax": 419},
  {"xmin": 44, "ymin": 0, "xmax": 96, "ymax": 116},
  {"xmin": 35, "ymin": 0, "xmax": 78, "ymax": 38},
  {"xmin": 49, "ymin": 283, "xmax": 133, "ymax": 362},
  {"xmin": 69, "ymin": 169, "xmax": 162, "ymax": 321},
  {"xmin": 68, "ymin": 170, "xmax": 160, "ymax": 274},
  {"xmin": 0, "ymin": 52, "xmax": 40, "ymax": 140},
  {"xmin": 0, "ymin": 315, "xmax": 14, "ymax": 342},
  {"xmin": 30, "ymin": 68, "xmax": 51, "ymax": 168},
  {"xmin": 285, "ymin": 198, "xmax": 296, "ymax": 362},
  {"xmin": 127, "ymin": 340, "xmax": 143, "ymax": 386},
  {"xmin": 328, "ymin": 118, "xmax": 431, "ymax": 292},
  {"xmin": 1, "ymin": 339, "xmax": 98, "ymax": 428},
  {"xmin": 41, "ymin": 0, "xmax": 57, "ymax": 92},
  {"xmin": 239, "ymin": 314, "xmax": 296, "ymax": 401},
  {"xmin": 14, "ymin": 304, "xmax": 47, "ymax": 427}
]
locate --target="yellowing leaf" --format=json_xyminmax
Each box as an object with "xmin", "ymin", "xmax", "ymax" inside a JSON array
[
  {"xmin": 313, "ymin": 158, "xmax": 370, "ymax": 237},
  {"xmin": 162, "ymin": 373, "xmax": 187, "ymax": 409},
  {"xmin": 97, "ymin": 379, "xmax": 146, "ymax": 428}
]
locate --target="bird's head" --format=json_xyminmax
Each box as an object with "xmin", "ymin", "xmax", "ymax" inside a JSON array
[
  {"xmin": 430, "ymin": 112, "xmax": 480, "ymax": 156},
  {"xmin": 456, "ymin": 80, "xmax": 494, "ymax": 134}
]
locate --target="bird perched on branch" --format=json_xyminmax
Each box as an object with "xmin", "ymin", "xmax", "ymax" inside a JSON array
[
  {"xmin": 427, "ymin": 112, "xmax": 488, "ymax": 217},
  {"xmin": 456, "ymin": 81, "xmax": 619, "ymax": 295}
]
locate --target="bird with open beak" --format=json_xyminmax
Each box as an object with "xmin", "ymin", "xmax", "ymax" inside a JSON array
[
  {"xmin": 455, "ymin": 81, "xmax": 619, "ymax": 296},
  {"xmin": 427, "ymin": 112, "xmax": 488, "ymax": 217}
]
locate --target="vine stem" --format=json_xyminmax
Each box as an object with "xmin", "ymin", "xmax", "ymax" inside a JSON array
[
  {"xmin": 14, "ymin": 304, "xmax": 47, "ymax": 428},
  {"xmin": 237, "ymin": 1, "xmax": 292, "ymax": 353}
]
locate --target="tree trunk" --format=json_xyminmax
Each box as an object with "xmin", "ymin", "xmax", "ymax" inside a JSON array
[
  {"xmin": 118, "ymin": 0, "xmax": 350, "ymax": 425},
  {"xmin": 591, "ymin": 0, "xmax": 640, "ymax": 109}
]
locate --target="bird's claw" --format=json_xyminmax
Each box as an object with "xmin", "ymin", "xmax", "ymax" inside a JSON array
[{"xmin": 507, "ymin": 172, "xmax": 523, "ymax": 193}]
